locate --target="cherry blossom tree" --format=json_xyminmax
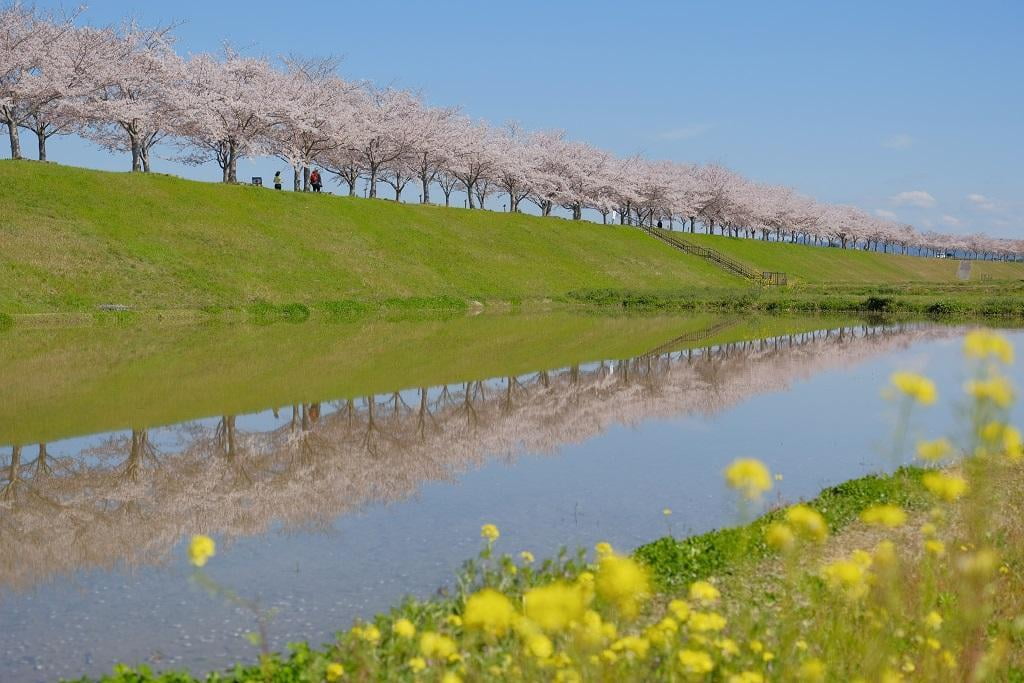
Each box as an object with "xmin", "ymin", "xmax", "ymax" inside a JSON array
[
  {"xmin": 264, "ymin": 57, "xmax": 352, "ymax": 191},
  {"xmin": 348, "ymin": 86, "xmax": 420, "ymax": 199},
  {"xmin": 0, "ymin": 4, "xmax": 68, "ymax": 159},
  {"xmin": 178, "ymin": 50, "xmax": 280, "ymax": 182},
  {"xmin": 444, "ymin": 118, "xmax": 498, "ymax": 209},
  {"xmin": 75, "ymin": 22, "xmax": 182, "ymax": 172}
]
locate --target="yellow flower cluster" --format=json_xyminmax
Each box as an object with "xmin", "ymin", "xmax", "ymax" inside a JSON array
[
  {"xmin": 964, "ymin": 329, "xmax": 1014, "ymax": 364},
  {"xmin": 724, "ymin": 458, "xmax": 773, "ymax": 500},
  {"xmin": 481, "ymin": 523, "xmax": 500, "ymax": 542},
  {"xmin": 785, "ymin": 505, "xmax": 829, "ymax": 542},
  {"xmin": 860, "ymin": 504, "xmax": 907, "ymax": 528},
  {"xmin": 464, "ymin": 588, "xmax": 515, "ymax": 636},
  {"xmin": 889, "ymin": 371, "xmax": 937, "ymax": 405},
  {"xmin": 922, "ymin": 472, "xmax": 968, "ymax": 502},
  {"xmin": 188, "ymin": 534, "xmax": 216, "ymax": 567},
  {"xmin": 966, "ymin": 376, "xmax": 1014, "ymax": 408},
  {"xmin": 821, "ymin": 553, "xmax": 872, "ymax": 601}
]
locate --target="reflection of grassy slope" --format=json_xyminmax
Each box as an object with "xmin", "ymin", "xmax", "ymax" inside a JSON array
[
  {"xmin": 0, "ymin": 312, "xmax": 850, "ymax": 444},
  {"xmin": 0, "ymin": 161, "xmax": 738, "ymax": 314},
  {"xmin": 677, "ymin": 232, "xmax": 1024, "ymax": 283}
]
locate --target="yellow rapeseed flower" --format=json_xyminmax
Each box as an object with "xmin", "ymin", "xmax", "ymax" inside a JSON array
[
  {"xmin": 860, "ymin": 504, "xmax": 907, "ymax": 528},
  {"xmin": 916, "ymin": 438, "xmax": 953, "ymax": 462},
  {"xmin": 526, "ymin": 633, "xmax": 553, "ymax": 659},
  {"xmin": 463, "ymin": 589, "xmax": 515, "ymax": 636},
  {"xmin": 595, "ymin": 541, "xmax": 614, "ymax": 557},
  {"xmin": 925, "ymin": 539, "xmax": 946, "ymax": 557},
  {"xmin": 966, "ymin": 376, "xmax": 1014, "ymax": 407},
  {"xmin": 797, "ymin": 658, "xmax": 826, "ymax": 682},
  {"xmin": 677, "ymin": 649, "xmax": 715, "ymax": 674},
  {"xmin": 688, "ymin": 580, "xmax": 721, "ymax": 605},
  {"xmin": 821, "ymin": 557, "xmax": 870, "ymax": 600},
  {"xmin": 924, "ymin": 611, "xmax": 943, "ymax": 630},
  {"xmin": 480, "ymin": 523, "xmax": 500, "ymax": 542},
  {"xmin": 716, "ymin": 638, "xmax": 739, "ymax": 657},
  {"xmin": 519, "ymin": 550, "xmax": 535, "ymax": 564},
  {"xmin": 668, "ymin": 599, "xmax": 691, "ymax": 622},
  {"xmin": 360, "ymin": 625, "xmax": 381, "ymax": 644},
  {"xmin": 922, "ymin": 472, "xmax": 968, "ymax": 502},
  {"xmin": 408, "ymin": 657, "xmax": 427, "ymax": 673},
  {"xmin": 611, "ymin": 635, "xmax": 650, "ymax": 659},
  {"xmin": 188, "ymin": 535, "xmax": 216, "ymax": 567},
  {"xmin": 574, "ymin": 610, "xmax": 614, "ymax": 648},
  {"xmin": 595, "ymin": 554, "xmax": 650, "ymax": 617},
  {"xmin": 663, "ymin": 508, "xmax": 672, "ymax": 516},
  {"xmin": 728, "ymin": 672, "xmax": 764, "ymax": 683},
  {"xmin": 785, "ymin": 505, "xmax": 829, "ymax": 542},
  {"xmin": 890, "ymin": 372, "xmax": 937, "ymax": 405},
  {"xmin": 724, "ymin": 458, "xmax": 773, "ymax": 500},
  {"xmin": 440, "ymin": 673, "xmax": 462, "ymax": 683},
  {"xmin": 393, "ymin": 618, "xmax": 416, "ymax": 639},
  {"xmin": 1003, "ymin": 425, "xmax": 1022, "ymax": 460},
  {"xmin": 524, "ymin": 581, "xmax": 586, "ymax": 632},
  {"xmin": 764, "ymin": 522, "xmax": 795, "ymax": 552},
  {"xmin": 325, "ymin": 662, "xmax": 345, "ymax": 681},
  {"xmin": 419, "ymin": 631, "xmax": 456, "ymax": 659},
  {"xmin": 964, "ymin": 330, "xmax": 1014, "ymax": 364},
  {"xmin": 688, "ymin": 611, "xmax": 727, "ymax": 632}
]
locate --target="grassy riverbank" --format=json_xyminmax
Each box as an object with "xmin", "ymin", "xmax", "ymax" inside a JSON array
[{"xmin": 3, "ymin": 161, "xmax": 1023, "ymax": 321}]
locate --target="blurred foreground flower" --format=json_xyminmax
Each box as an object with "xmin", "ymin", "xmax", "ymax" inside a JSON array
[
  {"xmin": 922, "ymin": 472, "xmax": 968, "ymax": 502},
  {"xmin": 889, "ymin": 371, "xmax": 937, "ymax": 405},
  {"xmin": 188, "ymin": 534, "xmax": 215, "ymax": 567},
  {"xmin": 724, "ymin": 458, "xmax": 772, "ymax": 500},
  {"xmin": 481, "ymin": 523, "xmax": 500, "ymax": 542},
  {"xmin": 964, "ymin": 329, "xmax": 1014, "ymax": 364}
]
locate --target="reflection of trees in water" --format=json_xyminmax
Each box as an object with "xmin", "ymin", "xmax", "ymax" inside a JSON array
[{"xmin": 0, "ymin": 323, "xmax": 956, "ymax": 593}]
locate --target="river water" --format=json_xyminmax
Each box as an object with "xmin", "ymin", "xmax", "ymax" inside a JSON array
[{"xmin": 1, "ymin": 314, "xmax": 1021, "ymax": 682}]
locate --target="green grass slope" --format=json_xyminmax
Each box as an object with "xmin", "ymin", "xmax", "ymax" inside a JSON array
[
  {"xmin": 675, "ymin": 231, "xmax": 1024, "ymax": 284},
  {"xmin": 0, "ymin": 161, "xmax": 739, "ymax": 314}
]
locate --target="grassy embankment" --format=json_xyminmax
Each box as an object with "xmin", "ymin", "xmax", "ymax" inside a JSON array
[{"xmin": 2, "ymin": 160, "xmax": 1024, "ymax": 323}]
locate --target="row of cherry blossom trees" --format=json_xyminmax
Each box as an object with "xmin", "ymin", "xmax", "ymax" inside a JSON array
[{"xmin": 1, "ymin": 5, "xmax": 1019, "ymax": 259}]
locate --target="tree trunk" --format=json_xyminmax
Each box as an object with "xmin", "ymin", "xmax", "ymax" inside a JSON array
[
  {"xmin": 36, "ymin": 133, "xmax": 46, "ymax": 162},
  {"xmin": 293, "ymin": 167, "xmax": 301, "ymax": 191},
  {"xmin": 395, "ymin": 185, "xmax": 401, "ymax": 201},
  {"xmin": 420, "ymin": 173, "xmax": 430, "ymax": 204},
  {"xmin": 6, "ymin": 121, "xmax": 22, "ymax": 160},
  {"xmin": 141, "ymin": 145, "xmax": 152, "ymax": 173},
  {"xmin": 130, "ymin": 144, "xmax": 141, "ymax": 172},
  {"xmin": 227, "ymin": 142, "xmax": 238, "ymax": 183},
  {"xmin": 303, "ymin": 166, "xmax": 311, "ymax": 192}
]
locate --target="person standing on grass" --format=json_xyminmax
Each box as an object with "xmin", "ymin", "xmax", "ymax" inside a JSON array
[
  {"xmin": 273, "ymin": 171, "xmax": 283, "ymax": 190},
  {"xmin": 310, "ymin": 169, "xmax": 322, "ymax": 193}
]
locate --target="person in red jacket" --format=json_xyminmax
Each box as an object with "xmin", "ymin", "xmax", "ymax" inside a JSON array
[{"xmin": 310, "ymin": 169, "xmax": 322, "ymax": 193}]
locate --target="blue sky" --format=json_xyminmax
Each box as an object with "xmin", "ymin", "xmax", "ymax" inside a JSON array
[{"xmin": 19, "ymin": 0, "xmax": 1024, "ymax": 237}]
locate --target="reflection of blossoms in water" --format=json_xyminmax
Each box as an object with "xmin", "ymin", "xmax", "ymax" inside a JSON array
[{"xmin": 0, "ymin": 323, "xmax": 963, "ymax": 592}]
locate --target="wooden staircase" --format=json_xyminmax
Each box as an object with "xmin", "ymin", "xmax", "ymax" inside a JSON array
[{"xmin": 638, "ymin": 226, "xmax": 787, "ymax": 286}]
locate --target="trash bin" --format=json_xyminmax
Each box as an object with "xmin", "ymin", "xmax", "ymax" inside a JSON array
[{"xmin": 251, "ymin": 177, "xmax": 263, "ymax": 187}]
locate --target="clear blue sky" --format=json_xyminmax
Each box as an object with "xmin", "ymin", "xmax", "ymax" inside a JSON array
[{"xmin": 20, "ymin": 0, "xmax": 1024, "ymax": 237}]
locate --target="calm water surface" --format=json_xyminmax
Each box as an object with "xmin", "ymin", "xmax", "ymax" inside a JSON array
[{"xmin": 1, "ymin": 315, "xmax": 1021, "ymax": 682}]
